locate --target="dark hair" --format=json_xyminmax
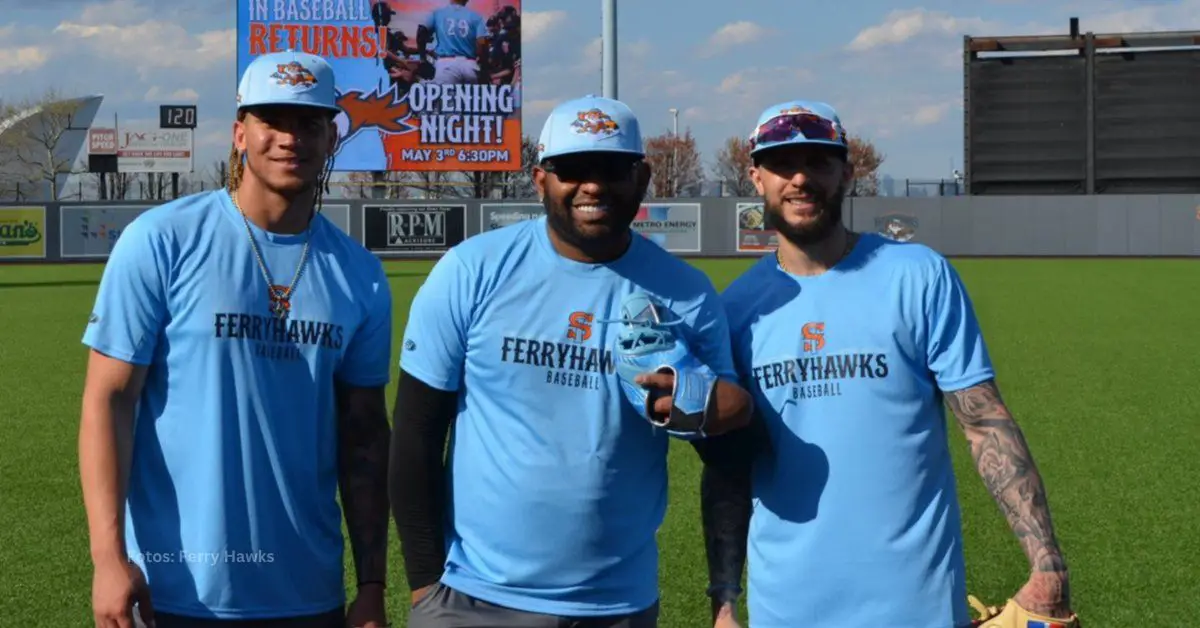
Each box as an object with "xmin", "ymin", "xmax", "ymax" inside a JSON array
[{"xmin": 371, "ymin": 1, "xmax": 394, "ymax": 27}]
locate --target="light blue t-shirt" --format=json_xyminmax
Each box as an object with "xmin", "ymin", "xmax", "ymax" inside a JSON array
[
  {"xmin": 81, "ymin": 189, "xmax": 392, "ymax": 620},
  {"xmin": 422, "ymin": 5, "xmax": 486, "ymax": 59},
  {"xmin": 722, "ymin": 234, "xmax": 995, "ymax": 628},
  {"xmin": 400, "ymin": 216, "xmax": 737, "ymax": 616}
]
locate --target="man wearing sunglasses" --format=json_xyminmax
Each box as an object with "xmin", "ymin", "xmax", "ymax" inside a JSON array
[
  {"xmin": 697, "ymin": 100, "xmax": 1076, "ymax": 627},
  {"xmin": 389, "ymin": 95, "xmax": 753, "ymax": 627}
]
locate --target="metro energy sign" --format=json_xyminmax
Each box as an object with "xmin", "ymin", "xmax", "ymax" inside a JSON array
[{"xmin": 237, "ymin": 0, "xmax": 524, "ymax": 172}]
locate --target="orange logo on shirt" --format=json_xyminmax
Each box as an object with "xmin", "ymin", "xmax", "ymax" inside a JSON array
[
  {"xmin": 567, "ymin": 311, "xmax": 594, "ymax": 342},
  {"xmin": 802, "ymin": 322, "xmax": 825, "ymax": 352}
]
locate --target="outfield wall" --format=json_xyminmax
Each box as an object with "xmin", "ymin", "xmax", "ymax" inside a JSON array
[{"xmin": 1, "ymin": 195, "xmax": 1197, "ymax": 262}]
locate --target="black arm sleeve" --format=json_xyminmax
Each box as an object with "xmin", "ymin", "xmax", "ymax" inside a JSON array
[
  {"xmin": 691, "ymin": 414, "xmax": 771, "ymax": 617},
  {"xmin": 388, "ymin": 368, "xmax": 458, "ymax": 590}
]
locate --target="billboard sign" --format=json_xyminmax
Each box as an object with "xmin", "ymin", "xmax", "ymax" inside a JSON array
[
  {"xmin": 88, "ymin": 128, "xmax": 117, "ymax": 155},
  {"xmin": 735, "ymin": 202, "xmax": 777, "ymax": 252},
  {"xmin": 480, "ymin": 203, "xmax": 543, "ymax": 232},
  {"xmin": 236, "ymin": 0, "xmax": 524, "ymax": 173},
  {"xmin": 117, "ymin": 126, "xmax": 194, "ymax": 173},
  {"xmin": 633, "ymin": 203, "xmax": 700, "ymax": 253},
  {"xmin": 60, "ymin": 205, "xmax": 148, "ymax": 258},
  {"xmin": 0, "ymin": 207, "xmax": 47, "ymax": 259},
  {"xmin": 363, "ymin": 204, "xmax": 465, "ymax": 255}
]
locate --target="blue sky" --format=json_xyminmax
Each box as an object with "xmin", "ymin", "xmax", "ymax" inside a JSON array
[{"xmin": 2, "ymin": 0, "xmax": 1196, "ymax": 184}]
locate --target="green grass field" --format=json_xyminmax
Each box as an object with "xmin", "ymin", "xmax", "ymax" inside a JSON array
[{"xmin": 2, "ymin": 258, "xmax": 1197, "ymax": 626}]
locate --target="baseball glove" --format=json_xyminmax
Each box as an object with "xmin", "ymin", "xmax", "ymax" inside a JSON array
[
  {"xmin": 605, "ymin": 291, "xmax": 717, "ymax": 440},
  {"xmin": 968, "ymin": 595, "xmax": 1080, "ymax": 627}
]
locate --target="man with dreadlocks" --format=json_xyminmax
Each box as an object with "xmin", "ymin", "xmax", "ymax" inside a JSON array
[{"xmin": 79, "ymin": 50, "xmax": 393, "ymax": 628}]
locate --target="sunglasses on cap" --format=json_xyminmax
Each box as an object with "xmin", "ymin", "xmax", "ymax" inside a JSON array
[
  {"xmin": 540, "ymin": 153, "xmax": 641, "ymax": 182},
  {"xmin": 749, "ymin": 111, "xmax": 843, "ymax": 151}
]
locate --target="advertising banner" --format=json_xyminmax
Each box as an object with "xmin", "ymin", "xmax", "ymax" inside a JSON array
[
  {"xmin": 236, "ymin": 0, "xmax": 524, "ymax": 173},
  {"xmin": 0, "ymin": 207, "xmax": 47, "ymax": 259},
  {"xmin": 633, "ymin": 203, "xmax": 700, "ymax": 253},
  {"xmin": 735, "ymin": 202, "xmax": 778, "ymax": 252},
  {"xmin": 117, "ymin": 126, "xmax": 194, "ymax": 173},
  {"xmin": 363, "ymin": 203, "xmax": 465, "ymax": 254},
  {"xmin": 480, "ymin": 203, "xmax": 542, "ymax": 232},
  {"xmin": 60, "ymin": 205, "xmax": 149, "ymax": 258},
  {"xmin": 321, "ymin": 204, "xmax": 352, "ymax": 237},
  {"xmin": 89, "ymin": 128, "xmax": 117, "ymax": 155}
]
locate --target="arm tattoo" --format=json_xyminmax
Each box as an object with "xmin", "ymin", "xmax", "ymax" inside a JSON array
[
  {"xmin": 946, "ymin": 380, "xmax": 1068, "ymax": 576},
  {"xmin": 700, "ymin": 463, "xmax": 751, "ymax": 618},
  {"xmin": 694, "ymin": 424, "xmax": 763, "ymax": 619},
  {"xmin": 337, "ymin": 385, "xmax": 391, "ymax": 585}
]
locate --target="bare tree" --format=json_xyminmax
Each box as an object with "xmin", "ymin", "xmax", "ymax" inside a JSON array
[
  {"xmin": 643, "ymin": 129, "xmax": 703, "ymax": 198},
  {"xmin": 0, "ymin": 88, "xmax": 90, "ymax": 201},
  {"xmin": 475, "ymin": 134, "xmax": 539, "ymax": 199},
  {"xmin": 461, "ymin": 170, "xmax": 504, "ymax": 198},
  {"xmin": 846, "ymin": 134, "xmax": 885, "ymax": 196},
  {"xmin": 409, "ymin": 170, "xmax": 453, "ymax": 198},
  {"xmin": 203, "ymin": 159, "xmax": 229, "ymax": 191},
  {"xmin": 711, "ymin": 135, "xmax": 755, "ymax": 196},
  {"xmin": 110, "ymin": 173, "xmax": 135, "ymax": 200},
  {"xmin": 338, "ymin": 171, "xmax": 413, "ymax": 199},
  {"xmin": 511, "ymin": 134, "xmax": 539, "ymax": 199}
]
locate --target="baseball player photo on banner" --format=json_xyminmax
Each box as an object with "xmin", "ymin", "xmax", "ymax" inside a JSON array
[
  {"xmin": 0, "ymin": 207, "xmax": 47, "ymax": 259},
  {"xmin": 480, "ymin": 202, "xmax": 543, "ymax": 231},
  {"xmin": 59, "ymin": 205, "xmax": 150, "ymax": 258},
  {"xmin": 236, "ymin": 0, "xmax": 524, "ymax": 172},
  {"xmin": 362, "ymin": 203, "xmax": 465, "ymax": 255},
  {"xmin": 735, "ymin": 201, "xmax": 778, "ymax": 252},
  {"xmin": 631, "ymin": 203, "xmax": 700, "ymax": 253}
]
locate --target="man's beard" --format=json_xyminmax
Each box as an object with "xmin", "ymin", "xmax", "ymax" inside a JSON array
[
  {"xmin": 765, "ymin": 181, "xmax": 847, "ymax": 246},
  {"xmin": 544, "ymin": 197, "xmax": 635, "ymax": 253}
]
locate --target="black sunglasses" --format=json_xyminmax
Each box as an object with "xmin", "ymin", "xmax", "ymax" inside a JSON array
[{"xmin": 540, "ymin": 154, "xmax": 641, "ymax": 182}]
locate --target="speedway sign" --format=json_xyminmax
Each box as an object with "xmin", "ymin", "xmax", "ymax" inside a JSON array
[{"xmin": 236, "ymin": 0, "xmax": 524, "ymax": 172}]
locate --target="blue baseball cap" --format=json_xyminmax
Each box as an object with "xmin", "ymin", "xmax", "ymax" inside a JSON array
[
  {"xmin": 236, "ymin": 50, "xmax": 341, "ymax": 115},
  {"xmin": 749, "ymin": 100, "xmax": 847, "ymax": 156},
  {"xmin": 537, "ymin": 95, "xmax": 644, "ymax": 162}
]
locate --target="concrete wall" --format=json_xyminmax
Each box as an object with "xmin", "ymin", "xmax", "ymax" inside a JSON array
[{"xmin": 2, "ymin": 195, "xmax": 1197, "ymax": 263}]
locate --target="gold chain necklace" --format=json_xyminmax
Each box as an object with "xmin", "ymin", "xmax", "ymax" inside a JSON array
[
  {"xmin": 776, "ymin": 230, "xmax": 857, "ymax": 276},
  {"xmin": 231, "ymin": 190, "xmax": 312, "ymax": 320}
]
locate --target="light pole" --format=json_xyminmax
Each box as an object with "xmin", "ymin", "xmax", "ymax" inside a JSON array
[
  {"xmin": 602, "ymin": 0, "xmax": 617, "ymax": 98},
  {"xmin": 668, "ymin": 107, "xmax": 678, "ymax": 196}
]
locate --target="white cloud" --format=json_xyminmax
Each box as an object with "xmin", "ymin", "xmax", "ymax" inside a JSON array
[
  {"xmin": 521, "ymin": 10, "xmax": 567, "ymax": 43},
  {"xmin": 54, "ymin": 20, "xmax": 234, "ymax": 78},
  {"xmin": 0, "ymin": 45, "xmax": 49, "ymax": 74},
  {"xmin": 701, "ymin": 21, "xmax": 773, "ymax": 56},
  {"xmin": 143, "ymin": 86, "xmax": 199, "ymax": 102},
  {"xmin": 908, "ymin": 100, "xmax": 957, "ymax": 126},
  {"xmin": 574, "ymin": 37, "xmax": 651, "ymax": 75},
  {"xmin": 677, "ymin": 67, "xmax": 816, "ymax": 126},
  {"xmin": 194, "ymin": 127, "xmax": 231, "ymax": 151},
  {"xmin": 77, "ymin": 0, "xmax": 148, "ymax": 26},
  {"xmin": 0, "ymin": 24, "xmax": 49, "ymax": 75},
  {"xmin": 847, "ymin": 9, "xmax": 994, "ymax": 51},
  {"xmin": 523, "ymin": 99, "xmax": 559, "ymax": 117},
  {"xmin": 718, "ymin": 67, "xmax": 813, "ymax": 96},
  {"xmin": 634, "ymin": 70, "xmax": 700, "ymax": 100},
  {"xmin": 1073, "ymin": 0, "xmax": 1200, "ymax": 33}
]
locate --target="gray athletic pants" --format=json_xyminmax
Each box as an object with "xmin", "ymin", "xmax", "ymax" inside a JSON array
[
  {"xmin": 132, "ymin": 605, "xmax": 343, "ymax": 627},
  {"xmin": 408, "ymin": 582, "xmax": 659, "ymax": 628}
]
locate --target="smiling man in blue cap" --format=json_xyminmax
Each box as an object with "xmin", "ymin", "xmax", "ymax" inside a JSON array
[
  {"xmin": 388, "ymin": 94, "xmax": 753, "ymax": 627},
  {"xmin": 79, "ymin": 50, "xmax": 392, "ymax": 628},
  {"xmin": 697, "ymin": 100, "xmax": 1077, "ymax": 627}
]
